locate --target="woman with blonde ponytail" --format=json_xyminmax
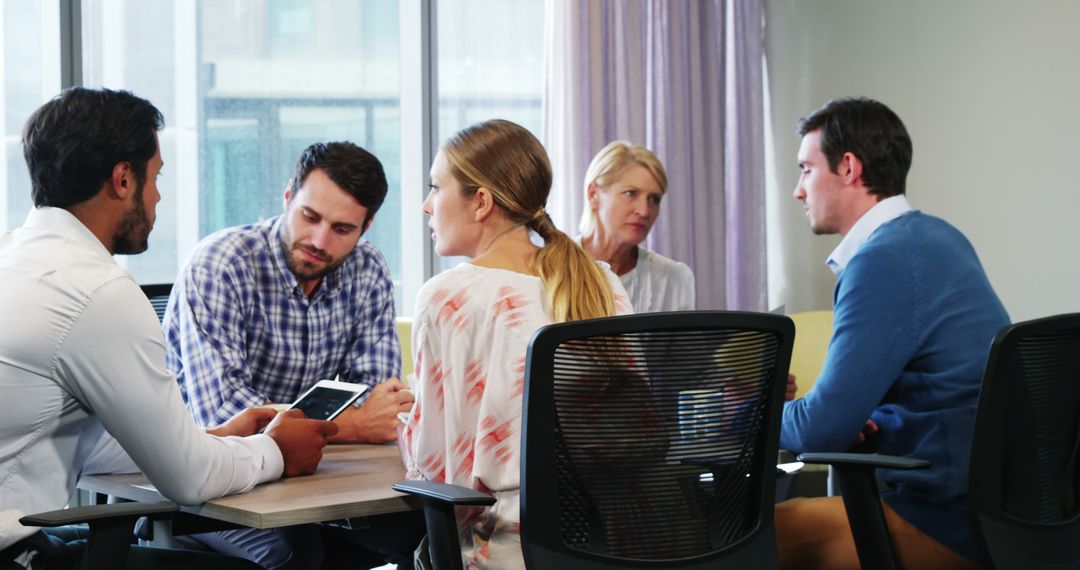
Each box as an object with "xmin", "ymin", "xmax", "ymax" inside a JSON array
[{"xmin": 400, "ymin": 119, "xmax": 632, "ymax": 570}]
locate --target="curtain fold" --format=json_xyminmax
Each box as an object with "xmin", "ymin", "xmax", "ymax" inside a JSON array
[{"xmin": 542, "ymin": 0, "xmax": 766, "ymax": 311}]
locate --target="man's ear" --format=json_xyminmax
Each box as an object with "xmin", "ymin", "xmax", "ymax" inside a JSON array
[
  {"xmin": 361, "ymin": 213, "xmax": 376, "ymax": 234},
  {"xmin": 839, "ymin": 152, "xmax": 864, "ymax": 186},
  {"xmin": 473, "ymin": 187, "xmax": 496, "ymax": 222},
  {"xmin": 282, "ymin": 183, "xmax": 293, "ymax": 210},
  {"xmin": 108, "ymin": 161, "xmax": 135, "ymax": 200}
]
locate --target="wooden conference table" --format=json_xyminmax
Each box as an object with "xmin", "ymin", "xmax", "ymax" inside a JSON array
[{"xmin": 77, "ymin": 444, "xmax": 419, "ymax": 544}]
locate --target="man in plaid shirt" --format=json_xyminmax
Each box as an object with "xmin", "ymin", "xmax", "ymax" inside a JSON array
[{"xmin": 163, "ymin": 142, "xmax": 421, "ymax": 570}]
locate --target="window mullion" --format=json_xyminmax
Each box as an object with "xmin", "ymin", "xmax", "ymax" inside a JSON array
[{"xmin": 399, "ymin": 0, "xmax": 437, "ymax": 315}]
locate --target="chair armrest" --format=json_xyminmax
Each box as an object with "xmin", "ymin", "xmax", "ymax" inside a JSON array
[
  {"xmin": 796, "ymin": 452, "xmax": 930, "ymax": 470},
  {"xmin": 19, "ymin": 501, "xmax": 179, "ymax": 528},
  {"xmin": 392, "ymin": 482, "xmax": 495, "ymax": 570},
  {"xmin": 793, "ymin": 453, "xmax": 929, "ymax": 570},
  {"xmin": 392, "ymin": 481, "xmax": 496, "ymax": 507}
]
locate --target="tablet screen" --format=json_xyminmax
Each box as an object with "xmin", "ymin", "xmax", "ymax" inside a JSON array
[{"xmin": 291, "ymin": 386, "xmax": 357, "ymax": 420}]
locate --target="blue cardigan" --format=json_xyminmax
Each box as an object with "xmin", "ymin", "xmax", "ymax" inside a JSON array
[{"xmin": 781, "ymin": 211, "xmax": 1009, "ymax": 562}]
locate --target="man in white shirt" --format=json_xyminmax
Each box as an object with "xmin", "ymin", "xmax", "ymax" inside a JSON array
[{"xmin": 0, "ymin": 87, "xmax": 339, "ymax": 568}]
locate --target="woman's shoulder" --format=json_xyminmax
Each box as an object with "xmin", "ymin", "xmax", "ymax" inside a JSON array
[
  {"xmin": 416, "ymin": 264, "xmax": 473, "ymax": 303},
  {"xmin": 419, "ymin": 263, "xmax": 473, "ymax": 287},
  {"xmin": 415, "ymin": 263, "xmax": 544, "ymax": 318},
  {"xmin": 639, "ymin": 246, "xmax": 694, "ymax": 280},
  {"xmin": 427, "ymin": 263, "xmax": 542, "ymax": 289}
]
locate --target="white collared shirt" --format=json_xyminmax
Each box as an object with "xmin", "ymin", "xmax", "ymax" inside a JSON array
[
  {"xmin": 619, "ymin": 246, "xmax": 696, "ymax": 313},
  {"xmin": 572, "ymin": 237, "xmax": 696, "ymax": 313},
  {"xmin": 826, "ymin": 195, "xmax": 914, "ymax": 276},
  {"xmin": 0, "ymin": 207, "xmax": 283, "ymax": 550}
]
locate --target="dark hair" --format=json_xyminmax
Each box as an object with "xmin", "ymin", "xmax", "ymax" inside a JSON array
[
  {"xmin": 22, "ymin": 87, "xmax": 163, "ymax": 209},
  {"xmin": 796, "ymin": 97, "xmax": 912, "ymax": 197},
  {"xmin": 288, "ymin": 142, "xmax": 388, "ymax": 227}
]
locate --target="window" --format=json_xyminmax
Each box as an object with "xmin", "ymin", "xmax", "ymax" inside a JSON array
[
  {"xmin": 80, "ymin": 0, "xmax": 402, "ymax": 302},
  {"xmin": 0, "ymin": 1, "xmax": 60, "ymax": 230},
  {"xmin": 1, "ymin": 0, "xmax": 544, "ymax": 314},
  {"xmin": 434, "ymin": 0, "xmax": 544, "ymax": 271},
  {"xmin": 437, "ymin": 0, "xmax": 543, "ymax": 141}
]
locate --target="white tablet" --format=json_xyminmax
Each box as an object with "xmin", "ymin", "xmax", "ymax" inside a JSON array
[{"xmin": 288, "ymin": 380, "xmax": 369, "ymax": 421}]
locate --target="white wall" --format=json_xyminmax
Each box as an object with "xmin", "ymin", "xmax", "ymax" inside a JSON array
[{"xmin": 765, "ymin": 0, "xmax": 1080, "ymax": 321}]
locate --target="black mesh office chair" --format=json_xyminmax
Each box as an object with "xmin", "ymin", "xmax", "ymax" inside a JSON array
[
  {"xmin": 799, "ymin": 313, "xmax": 1080, "ymax": 570},
  {"xmin": 139, "ymin": 283, "xmax": 172, "ymax": 323},
  {"xmin": 968, "ymin": 313, "xmax": 1080, "ymax": 568},
  {"xmin": 395, "ymin": 311, "xmax": 794, "ymax": 569}
]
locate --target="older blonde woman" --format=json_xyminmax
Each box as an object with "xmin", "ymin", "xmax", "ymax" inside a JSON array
[{"xmin": 579, "ymin": 141, "xmax": 695, "ymax": 312}]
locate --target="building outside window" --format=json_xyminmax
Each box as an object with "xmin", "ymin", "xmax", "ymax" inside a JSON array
[{"xmin": 0, "ymin": 0, "xmax": 543, "ymax": 314}]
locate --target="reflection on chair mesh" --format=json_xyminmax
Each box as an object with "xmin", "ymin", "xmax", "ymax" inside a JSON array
[
  {"xmin": 549, "ymin": 328, "xmax": 781, "ymax": 560},
  {"xmin": 1000, "ymin": 327, "xmax": 1080, "ymax": 523}
]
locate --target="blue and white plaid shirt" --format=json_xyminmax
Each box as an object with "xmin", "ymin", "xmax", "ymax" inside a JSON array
[{"xmin": 164, "ymin": 215, "xmax": 400, "ymax": 427}]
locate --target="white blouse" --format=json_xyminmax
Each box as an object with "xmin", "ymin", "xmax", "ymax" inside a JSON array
[
  {"xmin": 403, "ymin": 263, "xmax": 632, "ymax": 570},
  {"xmin": 620, "ymin": 246, "xmax": 696, "ymax": 313}
]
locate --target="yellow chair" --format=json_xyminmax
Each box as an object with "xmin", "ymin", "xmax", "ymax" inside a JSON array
[
  {"xmin": 784, "ymin": 310, "xmax": 836, "ymax": 498},
  {"xmin": 788, "ymin": 310, "xmax": 833, "ymax": 398},
  {"xmin": 396, "ymin": 316, "xmax": 414, "ymax": 381}
]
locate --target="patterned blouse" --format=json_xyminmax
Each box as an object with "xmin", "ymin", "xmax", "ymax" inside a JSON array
[{"xmin": 403, "ymin": 262, "xmax": 632, "ymax": 569}]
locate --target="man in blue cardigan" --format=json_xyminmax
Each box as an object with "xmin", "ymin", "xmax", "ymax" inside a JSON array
[{"xmin": 775, "ymin": 97, "xmax": 1008, "ymax": 569}]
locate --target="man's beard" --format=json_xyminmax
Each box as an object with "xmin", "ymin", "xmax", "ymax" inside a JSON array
[
  {"xmin": 280, "ymin": 230, "xmax": 347, "ymax": 284},
  {"xmin": 113, "ymin": 183, "xmax": 152, "ymax": 255}
]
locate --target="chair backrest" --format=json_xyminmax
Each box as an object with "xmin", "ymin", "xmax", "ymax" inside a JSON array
[
  {"xmin": 521, "ymin": 311, "xmax": 793, "ymax": 569},
  {"xmin": 788, "ymin": 310, "xmax": 832, "ymax": 398},
  {"xmin": 969, "ymin": 313, "xmax": 1080, "ymax": 568},
  {"xmin": 139, "ymin": 283, "xmax": 173, "ymax": 323}
]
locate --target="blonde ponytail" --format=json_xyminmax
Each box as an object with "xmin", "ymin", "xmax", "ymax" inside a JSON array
[
  {"xmin": 529, "ymin": 211, "xmax": 615, "ymax": 323},
  {"xmin": 442, "ymin": 120, "xmax": 616, "ymax": 323}
]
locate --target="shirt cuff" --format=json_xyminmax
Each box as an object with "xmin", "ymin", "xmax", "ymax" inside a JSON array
[{"xmin": 245, "ymin": 433, "xmax": 285, "ymax": 483}]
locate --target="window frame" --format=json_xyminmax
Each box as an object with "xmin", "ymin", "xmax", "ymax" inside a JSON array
[{"xmin": 56, "ymin": 0, "xmax": 438, "ymax": 315}]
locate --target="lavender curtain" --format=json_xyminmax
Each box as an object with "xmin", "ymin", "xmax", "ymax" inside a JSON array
[{"xmin": 542, "ymin": 0, "xmax": 767, "ymax": 311}]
